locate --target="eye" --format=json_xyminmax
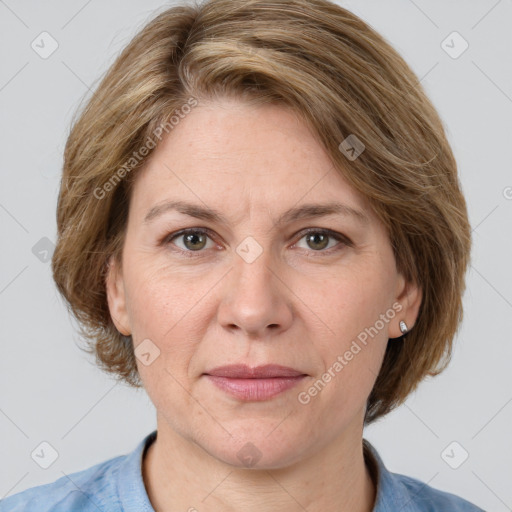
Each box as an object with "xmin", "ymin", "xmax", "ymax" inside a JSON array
[
  {"xmin": 162, "ymin": 227, "xmax": 351, "ymax": 257},
  {"xmin": 294, "ymin": 229, "xmax": 351, "ymax": 253},
  {"xmin": 165, "ymin": 229, "xmax": 216, "ymax": 253}
]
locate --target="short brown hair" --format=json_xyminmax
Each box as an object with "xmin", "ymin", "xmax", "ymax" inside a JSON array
[{"xmin": 52, "ymin": 0, "xmax": 471, "ymax": 424}]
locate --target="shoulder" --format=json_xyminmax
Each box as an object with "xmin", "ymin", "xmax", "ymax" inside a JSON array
[
  {"xmin": 363, "ymin": 439, "xmax": 485, "ymax": 512},
  {"xmin": 0, "ymin": 454, "xmax": 125, "ymax": 512},
  {"xmin": 395, "ymin": 473, "xmax": 486, "ymax": 511}
]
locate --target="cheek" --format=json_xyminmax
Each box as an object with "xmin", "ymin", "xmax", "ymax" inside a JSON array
[
  {"xmin": 300, "ymin": 263, "xmax": 394, "ymax": 400},
  {"xmin": 305, "ymin": 262, "xmax": 395, "ymax": 344},
  {"xmin": 123, "ymin": 267, "xmax": 202, "ymax": 414},
  {"xmin": 122, "ymin": 258, "xmax": 221, "ymax": 380},
  {"xmin": 123, "ymin": 255, "xmax": 203, "ymax": 336},
  {"xmin": 120, "ymin": 265, "xmax": 180, "ymax": 364}
]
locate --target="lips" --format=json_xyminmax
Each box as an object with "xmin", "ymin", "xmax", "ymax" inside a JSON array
[
  {"xmin": 203, "ymin": 364, "xmax": 307, "ymax": 401},
  {"xmin": 204, "ymin": 364, "xmax": 306, "ymax": 378}
]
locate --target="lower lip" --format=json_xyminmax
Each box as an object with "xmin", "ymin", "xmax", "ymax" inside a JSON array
[{"xmin": 205, "ymin": 375, "xmax": 306, "ymax": 401}]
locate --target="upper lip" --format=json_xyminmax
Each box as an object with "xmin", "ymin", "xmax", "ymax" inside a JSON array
[{"xmin": 204, "ymin": 364, "xmax": 306, "ymax": 378}]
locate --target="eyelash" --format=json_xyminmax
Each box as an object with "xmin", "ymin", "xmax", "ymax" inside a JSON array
[{"xmin": 161, "ymin": 227, "xmax": 352, "ymax": 258}]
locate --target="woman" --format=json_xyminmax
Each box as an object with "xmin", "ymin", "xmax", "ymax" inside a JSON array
[{"xmin": 1, "ymin": 0, "xmax": 484, "ymax": 510}]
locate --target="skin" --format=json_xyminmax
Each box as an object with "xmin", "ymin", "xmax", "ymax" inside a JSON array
[{"xmin": 106, "ymin": 98, "xmax": 422, "ymax": 512}]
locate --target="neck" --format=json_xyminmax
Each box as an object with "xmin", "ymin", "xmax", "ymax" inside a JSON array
[{"xmin": 142, "ymin": 419, "xmax": 376, "ymax": 512}]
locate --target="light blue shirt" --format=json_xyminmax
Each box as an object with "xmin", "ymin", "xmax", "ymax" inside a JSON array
[{"xmin": 0, "ymin": 430, "xmax": 485, "ymax": 511}]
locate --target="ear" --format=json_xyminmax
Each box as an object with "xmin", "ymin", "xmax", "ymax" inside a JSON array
[
  {"xmin": 389, "ymin": 273, "xmax": 422, "ymax": 339},
  {"xmin": 105, "ymin": 255, "xmax": 131, "ymax": 336}
]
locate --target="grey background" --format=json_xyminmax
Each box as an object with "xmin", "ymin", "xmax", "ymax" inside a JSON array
[{"xmin": 1, "ymin": 1, "xmax": 511, "ymax": 510}]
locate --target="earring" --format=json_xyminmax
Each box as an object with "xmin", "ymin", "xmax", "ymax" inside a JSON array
[{"xmin": 399, "ymin": 321, "xmax": 408, "ymax": 334}]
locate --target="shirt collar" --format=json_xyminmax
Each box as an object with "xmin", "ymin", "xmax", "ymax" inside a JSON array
[
  {"xmin": 363, "ymin": 438, "xmax": 423, "ymax": 512},
  {"xmin": 116, "ymin": 430, "xmax": 157, "ymax": 511}
]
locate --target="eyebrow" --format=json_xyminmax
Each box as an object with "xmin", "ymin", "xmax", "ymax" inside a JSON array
[{"xmin": 143, "ymin": 200, "xmax": 370, "ymax": 226}]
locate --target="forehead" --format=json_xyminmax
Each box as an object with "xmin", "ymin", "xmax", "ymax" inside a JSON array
[{"xmin": 129, "ymin": 99, "xmax": 373, "ymax": 222}]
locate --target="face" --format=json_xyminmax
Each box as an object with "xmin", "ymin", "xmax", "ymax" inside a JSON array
[{"xmin": 106, "ymin": 98, "xmax": 421, "ymax": 469}]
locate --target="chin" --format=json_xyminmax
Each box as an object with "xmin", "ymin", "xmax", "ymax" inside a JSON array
[{"xmin": 200, "ymin": 423, "xmax": 310, "ymax": 470}]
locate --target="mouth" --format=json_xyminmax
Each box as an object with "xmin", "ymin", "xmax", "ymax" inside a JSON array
[{"xmin": 203, "ymin": 364, "xmax": 307, "ymax": 401}]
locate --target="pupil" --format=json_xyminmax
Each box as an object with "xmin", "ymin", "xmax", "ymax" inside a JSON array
[
  {"xmin": 308, "ymin": 233, "xmax": 328, "ymax": 250},
  {"xmin": 185, "ymin": 232, "xmax": 205, "ymax": 250}
]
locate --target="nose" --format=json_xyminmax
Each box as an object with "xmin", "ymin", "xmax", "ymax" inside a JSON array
[{"xmin": 217, "ymin": 246, "xmax": 293, "ymax": 339}]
